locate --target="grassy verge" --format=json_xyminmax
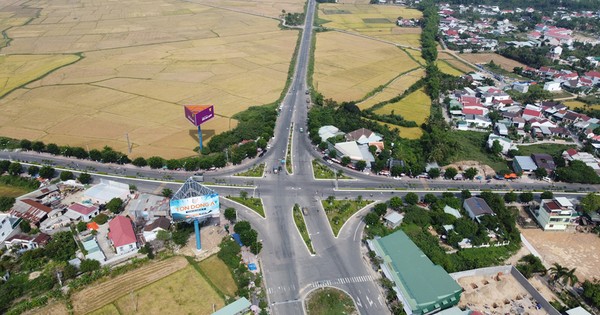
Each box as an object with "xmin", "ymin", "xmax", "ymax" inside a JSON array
[
  {"xmin": 286, "ymin": 124, "xmax": 293, "ymax": 174},
  {"xmin": 0, "ymin": 183, "xmax": 33, "ymax": 198},
  {"xmin": 321, "ymin": 198, "xmax": 371, "ymax": 237},
  {"xmin": 234, "ymin": 163, "xmax": 265, "ymax": 177},
  {"xmin": 306, "ymin": 287, "xmax": 356, "ymax": 315},
  {"xmin": 312, "ymin": 160, "xmax": 351, "ymax": 179},
  {"xmin": 197, "ymin": 255, "xmax": 238, "ymax": 298},
  {"xmin": 227, "ymin": 196, "xmax": 265, "ymax": 218},
  {"xmin": 516, "ymin": 143, "xmax": 576, "ymax": 157},
  {"xmin": 447, "ymin": 131, "xmax": 510, "ymax": 172},
  {"xmin": 293, "ymin": 204, "xmax": 315, "ymax": 254}
]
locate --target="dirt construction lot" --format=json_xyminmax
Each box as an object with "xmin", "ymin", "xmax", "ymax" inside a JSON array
[
  {"xmin": 521, "ymin": 228, "xmax": 600, "ymax": 281},
  {"xmin": 0, "ymin": 0, "xmax": 301, "ymax": 159},
  {"xmin": 457, "ymin": 274, "xmax": 556, "ymax": 315}
]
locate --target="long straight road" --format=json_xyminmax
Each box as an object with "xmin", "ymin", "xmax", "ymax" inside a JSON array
[{"xmin": 1, "ymin": 0, "xmax": 599, "ymax": 314}]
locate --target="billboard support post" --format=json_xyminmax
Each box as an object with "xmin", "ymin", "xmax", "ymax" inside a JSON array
[
  {"xmin": 197, "ymin": 125, "xmax": 203, "ymax": 151},
  {"xmin": 194, "ymin": 219, "xmax": 201, "ymax": 250}
]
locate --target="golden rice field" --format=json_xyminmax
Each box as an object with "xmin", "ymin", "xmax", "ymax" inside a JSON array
[
  {"xmin": 318, "ymin": 3, "xmax": 422, "ymax": 47},
  {"xmin": 405, "ymin": 48, "xmax": 426, "ymax": 65},
  {"xmin": 111, "ymin": 266, "xmax": 223, "ymax": 315},
  {"xmin": 563, "ymin": 100, "xmax": 587, "ymax": 109},
  {"xmin": 357, "ymin": 67, "xmax": 425, "ymax": 110},
  {"xmin": 374, "ymin": 87, "xmax": 431, "ymax": 124},
  {"xmin": 314, "ymin": 31, "xmax": 420, "ymax": 102},
  {"xmin": 197, "ymin": 0, "xmax": 305, "ymax": 18},
  {"xmin": 0, "ymin": 54, "xmax": 80, "ymax": 98},
  {"xmin": 438, "ymin": 51, "xmax": 477, "ymax": 73},
  {"xmin": 366, "ymin": 118, "xmax": 423, "ymax": 139},
  {"xmin": 0, "ymin": 0, "xmax": 300, "ymax": 158},
  {"xmin": 460, "ymin": 53, "xmax": 527, "ymax": 72},
  {"xmin": 436, "ymin": 59, "xmax": 464, "ymax": 76}
]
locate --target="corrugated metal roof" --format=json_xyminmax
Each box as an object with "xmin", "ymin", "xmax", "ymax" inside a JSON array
[{"xmin": 374, "ymin": 230, "xmax": 462, "ymax": 313}]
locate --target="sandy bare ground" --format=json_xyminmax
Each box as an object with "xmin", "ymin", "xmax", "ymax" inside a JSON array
[
  {"xmin": 177, "ymin": 224, "xmax": 229, "ymax": 260},
  {"xmin": 457, "ymin": 274, "xmax": 552, "ymax": 315},
  {"xmin": 444, "ymin": 160, "xmax": 496, "ymax": 179},
  {"xmin": 521, "ymin": 228, "xmax": 600, "ymax": 281}
]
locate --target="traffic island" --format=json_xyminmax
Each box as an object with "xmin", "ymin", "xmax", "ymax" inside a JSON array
[
  {"xmin": 321, "ymin": 198, "xmax": 371, "ymax": 237},
  {"xmin": 305, "ymin": 287, "xmax": 357, "ymax": 315}
]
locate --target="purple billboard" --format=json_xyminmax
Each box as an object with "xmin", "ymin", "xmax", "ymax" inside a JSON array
[{"xmin": 184, "ymin": 105, "xmax": 215, "ymax": 126}]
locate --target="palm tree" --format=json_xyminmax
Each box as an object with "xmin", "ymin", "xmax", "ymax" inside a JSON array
[
  {"xmin": 548, "ymin": 263, "xmax": 568, "ymax": 283},
  {"xmin": 561, "ymin": 268, "xmax": 579, "ymax": 287}
]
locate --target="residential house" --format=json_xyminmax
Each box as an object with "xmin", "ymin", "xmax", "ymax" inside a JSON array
[
  {"xmin": 345, "ymin": 128, "xmax": 382, "ymax": 145},
  {"xmin": 495, "ymin": 124, "xmax": 509, "ymax": 136},
  {"xmin": 463, "ymin": 197, "xmax": 495, "ymax": 223},
  {"xmin": 318, "ymin": 125, "xmax": 344, "ymax": 142},
  {"xmin": 533, "ymin": 197, "xmax": 578, "ymax": 231},
  {"xmin": 522, "ymin": 105, "xmax": 544, "ymax": 121},
  {"xmin": 562, "ymin": 149, "xmax": 600, "ymax": 172},
  {"xmin": 10, "ymin": 199, "xmax": 52, "ymax": 226},
  {"xmin": 543, "ymin": 81, "xmax": 562, "ymax": 92},
  {"xmin": 513, "ymin": 156, "xmax": 538, "ymax": 174},
  {"xmin": 531, "ymin": 153, "xmax": 556, "ymax": 174},
  {"xmin": 143, "ymin": 217, "xmax": 171, "ymax": 242},
  {"xmin": 487, "ymin": 134, "xmax": 514, "ymax": 155},
  {"xmin": 0, "ymin": 214, "xmax": 19, "ymax": 245},
  {"xmin": 83, "ymin": 180, "xmax": 130, "ymax": 204},
  {"xmin": 443, "ymin": 205, "xmax": 462, "ymax": 219},
  {"xmin": 512, "ymin": 82, "xmax": 529, "ymax": 93},
  {"xmin": 335, "ymin": 141, "xmax": 375, "ymax": 167},
  {"xmin": 108, "ymin": 216, "xmax": 138, "ymax": 255},
  {"xmin": 384, "ymin": 212, "xmax": 404, "ymax": 229},
  {"xmin": 464, "ymin": 114, "xmax": 492, "ymax": 128},
  {"xmin": 65, "ymin": 203, "xmax": 100, "ymax": 222},
  {"xmin": 4, "ymin": 233, "xmax": 50, "ymax": 251}
]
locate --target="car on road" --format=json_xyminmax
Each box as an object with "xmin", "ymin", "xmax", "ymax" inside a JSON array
[{"xmin": 299, "ymin": 127, "xmax": 304, "ymax": 133}]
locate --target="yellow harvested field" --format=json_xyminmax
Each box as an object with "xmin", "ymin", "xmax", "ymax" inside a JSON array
[
  {"xmin": 0, "ymin": 0, "xmax": 298, "ymax": 158},
  {"xmin": 198, "ymin": 0, "xmax": 305, "ymax": 18},
  {"xmin": 314, "ymin": 31, "xmax": 419, "ymax": 102},
  {"xmin": 564, "ymin": 100, "xmax": 587, "ymax": 109},
  {"xmin": 113, "ymin": 265, "xmax": 224, "ymax": 315},
  {"xmin": 0, "ymin": 54, "xmax": 80, "ymax": 98},
  {"xmin": 438, "ymin": 52, "xmax": 476, "ymax": 73},
  {"xmin": 460, "ymin": 53, "xmax": 527, "ymax": 72},
  {"xmin": 405, "ymin": 48, "xmax": 426, "ymax": 65},
  {"xmin": 318, "ymin": 3, "xmax": 422, "ymax": 47},
  {"xmin": 374, "ymin": 88, "xmax": 431, "ymax": 125},
  {"xmin": 71, "ymin": 256, "xmax": 188, "ymax": 314},
  {"xmin": 87, "ymin": 304, "xmax": 119, "ymax": 315},
  {"xmin": 357, "ymin": 68, "xmax": 424, "ymax": 110},
  {"xmin": 366, "ymin": 119, "xmax": 423, "ymax": 139},
  {"xmin": 436, "ymin": 60, "xmax": 464, "ymax": 76},
  {"xmin": 198, "ymin": 255, "xmax": 238, "ymax": 298}
]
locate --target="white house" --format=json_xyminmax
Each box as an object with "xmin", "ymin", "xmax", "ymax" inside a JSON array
[
  {"xmin": 543, "ymin": 81, "xmax": 562, "ymax": 92},
  {"xmin": 464, "ymin": 114, "xmax": 492, "ymax": 128},
  {"xmin": 143, "ymin": 217, "xmax": 171, "ymax": 242},
  {"xmin": 84, "ymin": 180, "xmax": 130, "ymax": 204},
  {"xmin": 533, "ymin": 197, "xmax": 577, "ymax": 231},
  {"xmin": 0, "ymin": 214, "xmax": 19, "ymax": 245},
  {"xmin": 108, "ymin": 216, "xmax": 137, "ymax": 255},
  {"xmin": 65, "ymin": 203, "xmax": 100, "ymax": 222},
  {"xmin": 487, "ymin": 134, "xmax": 514, "ymax": 155}
]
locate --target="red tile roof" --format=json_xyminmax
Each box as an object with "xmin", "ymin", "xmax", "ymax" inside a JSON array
[
  {"xmin": 108, "ymin": 216, "xmax": 136, "ymax": 248},
  {"xmin": 20, "ymin": 199, "xmax": 51, "ymax": 213},
  {"xmin": 463, "ymin": 108, "xmax": 484, "ymax": 116},
  {"xmin": 67, "ymin": 203, "xmax": 98, "ymax": 216}
]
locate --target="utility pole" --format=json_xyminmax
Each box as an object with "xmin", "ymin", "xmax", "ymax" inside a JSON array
[{"xmin": 125, "ymin": 133, "xmax": 132, "ymax": 154}]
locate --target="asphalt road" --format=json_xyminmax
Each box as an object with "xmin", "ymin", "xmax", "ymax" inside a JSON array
[{"xmin": 1, "ymin": 1, "xmax": 599, "ymax": 314}]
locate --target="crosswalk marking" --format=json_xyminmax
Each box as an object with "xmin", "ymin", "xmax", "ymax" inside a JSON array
[
  {"xmin": 266, "ymin": 275, "xmax": 377, "ymax": 296},
  {"xmin": 306, "ymin": 275, "xmax": 375, "ymax": 289}
]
